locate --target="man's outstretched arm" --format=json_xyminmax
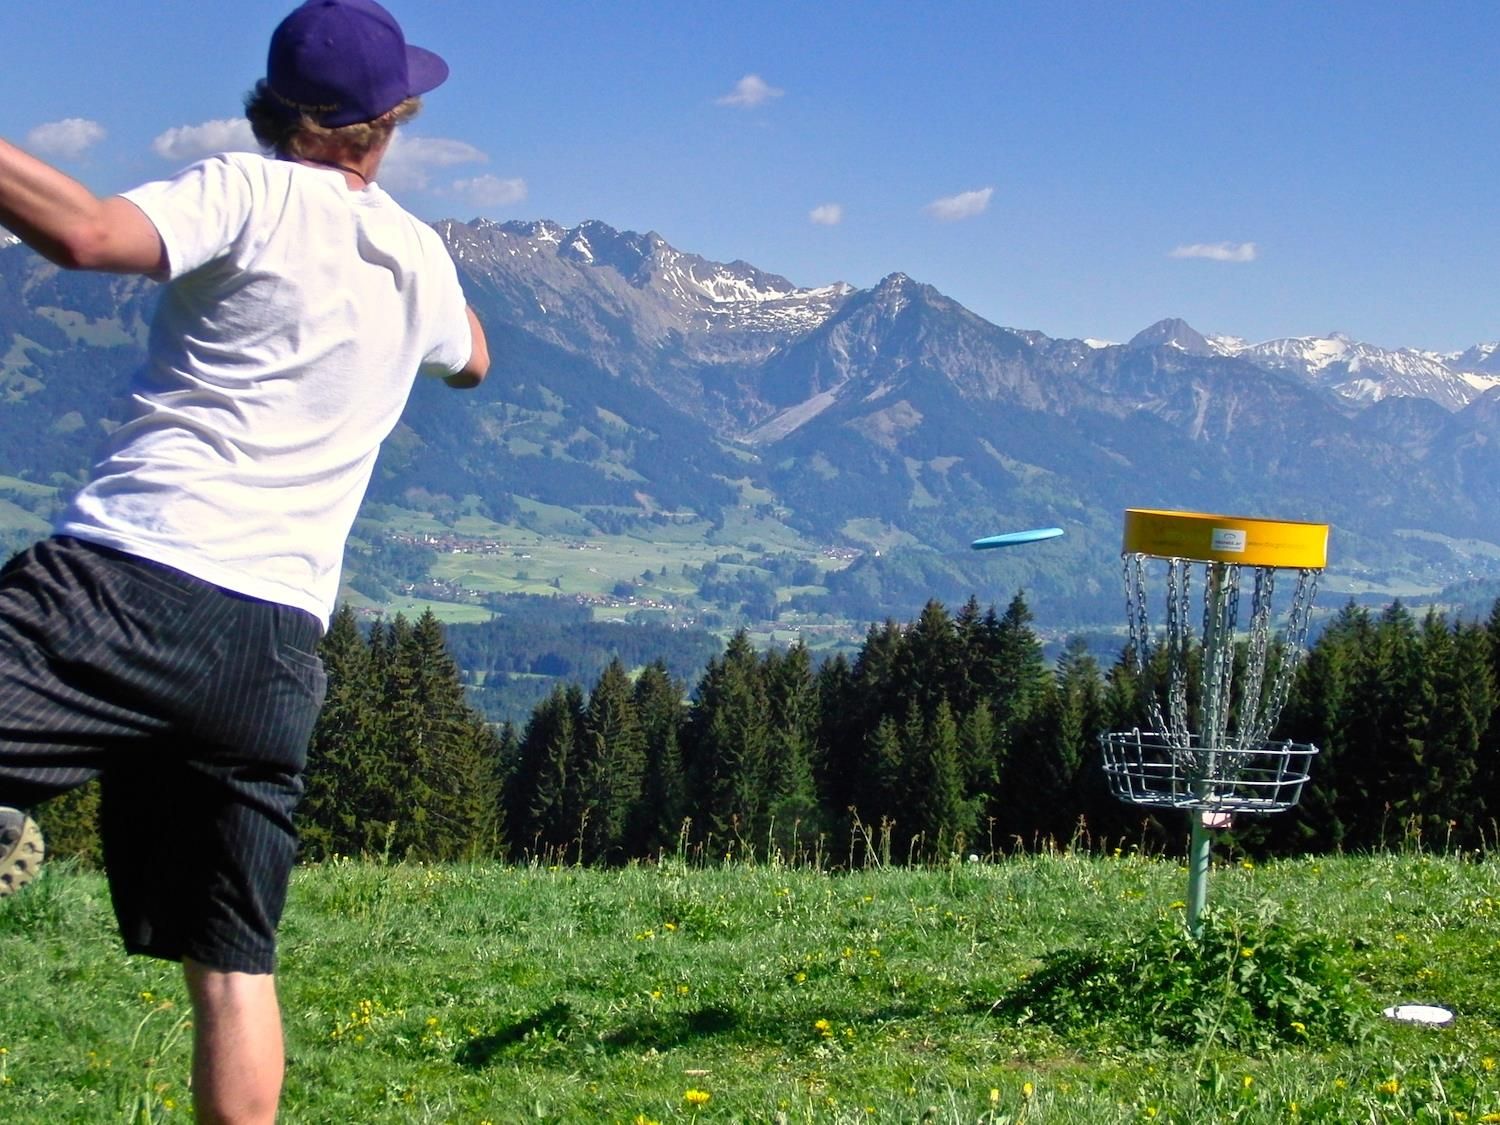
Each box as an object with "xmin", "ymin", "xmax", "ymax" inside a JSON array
[{"xmin": 0, "ymin": 139, "xmax": 164, "ymax": 274}]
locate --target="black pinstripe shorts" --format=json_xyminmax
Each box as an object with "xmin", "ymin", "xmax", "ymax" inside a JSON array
[{"xmin": 0, "ymin": 536, "xmax": 327, "ymax": 974}]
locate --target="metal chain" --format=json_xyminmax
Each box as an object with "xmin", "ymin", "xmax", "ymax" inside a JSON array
[
  {"xmin": 1123, "ymin": 553, "xmax": 1170, "ymax": 737},
  {"xmin": 1235, "ymin": 567, "xmax": 1276, "ymax": 748},
  {"xmin": 1196, "ymin": 562, "xmax": 1240, "ymax": 767},
  {"xmin": 1258, "ymin": 567, "xmax": 1319, "ymax": 738},
  {"xmin": 1165, "ymin": 558, "xmax": 1191, "ymax": 746}
]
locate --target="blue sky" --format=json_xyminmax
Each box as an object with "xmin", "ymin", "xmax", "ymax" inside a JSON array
[{"xmin": 5, "ymin": 1, "xmax": 1497, "ymax": 352}]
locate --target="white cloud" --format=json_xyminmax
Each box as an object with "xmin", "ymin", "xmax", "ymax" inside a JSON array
[
  {"xmin": 716, "ymin": 74, "xmax": 784, "ymax": 108},
  {"xmin": 26, "ymin": 118, "xmax": 107, "ymax": 160},
  {"xmin": 923, "ymin": 187, "xmax": 993, "ymax": 222},
  {"xmin": 1169, "ymin": 241, "xmax": 1258, "ymax": 262},
  {"xmin": 152, "ymin": 119, "xmax": 260, "ymax": 161},
  {"xmin": 379, "ymin": 134, "xmax": 488, "ymax": 191},
  {"xmin": 809, "ymin": 203, "xmax": 844, "ymax": 226},
  {"xmin": 449, "ymin": 174, "xmax": 528, "ymax": 210}
]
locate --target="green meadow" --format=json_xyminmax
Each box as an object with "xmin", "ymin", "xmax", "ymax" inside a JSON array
[{"xmin": 3, "ymin": 847, "xmax": 1499, "ymax": 1123}]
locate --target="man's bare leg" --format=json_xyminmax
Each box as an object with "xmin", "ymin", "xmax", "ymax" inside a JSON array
[{"xmin": 182, "ymin": 959, "xmax": 284, "ymax": 1125}]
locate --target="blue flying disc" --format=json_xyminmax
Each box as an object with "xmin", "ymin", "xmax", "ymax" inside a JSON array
[{"xmin": 971, "ymin": 527, "xmax": 1065, "ymax": 550}]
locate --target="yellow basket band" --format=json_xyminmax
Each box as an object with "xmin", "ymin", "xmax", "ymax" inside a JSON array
[{"xmin": 1122, "ymin": 508, "xmax": 1329, "ymax": 568}]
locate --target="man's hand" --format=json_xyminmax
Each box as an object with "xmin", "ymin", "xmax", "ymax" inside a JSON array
[{"xmin": 0, "ymin": 139, "xmax": 165, "ymax": 275}]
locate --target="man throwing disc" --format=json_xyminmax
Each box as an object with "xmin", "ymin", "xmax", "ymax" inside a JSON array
[{"xmin": 0, "ymin": 2, "xmax": 488, "ymax": 1120}]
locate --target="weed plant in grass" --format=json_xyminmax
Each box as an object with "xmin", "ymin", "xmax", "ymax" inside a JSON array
[{"xmin": 2, "ymin": 850, "xmax": 1498, "ymax": 1122}]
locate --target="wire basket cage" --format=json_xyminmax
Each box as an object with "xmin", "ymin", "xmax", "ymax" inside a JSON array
[{"xmin": 1101, "ymin": 728, "xmax": 1318, "ymax": 814}]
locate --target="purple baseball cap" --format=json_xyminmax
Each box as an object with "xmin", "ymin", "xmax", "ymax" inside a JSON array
[{"xmin": 266, "ymin": 0, "xmax": 449, "ymax": 126}]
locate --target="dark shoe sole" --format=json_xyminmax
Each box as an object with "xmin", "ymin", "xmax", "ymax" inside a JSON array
[{"xmin": 0, "ymin": 813, "xmax": 44, "ymax": 897}]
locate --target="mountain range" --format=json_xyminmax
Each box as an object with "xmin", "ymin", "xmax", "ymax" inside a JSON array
[{"xmin": 2, "ymin": 218, "xmax": 1499, "ymax": 625}]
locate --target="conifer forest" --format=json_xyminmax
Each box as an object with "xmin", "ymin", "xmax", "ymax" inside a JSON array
[{"xmin": 36, "ymin": 595, "xmax": 1500, "ymax": 866}]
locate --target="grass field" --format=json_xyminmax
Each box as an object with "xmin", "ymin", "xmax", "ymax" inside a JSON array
[{"xmin": 3, "ymin": 846, "xmax": 1498, "ymax": 1123}]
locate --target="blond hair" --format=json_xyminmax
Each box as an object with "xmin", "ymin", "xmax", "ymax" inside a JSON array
[{"xmin": 244, "ymin": 81, "xmax": 421, "ymax": 160}]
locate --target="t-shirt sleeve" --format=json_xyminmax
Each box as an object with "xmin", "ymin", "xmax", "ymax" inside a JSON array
[
  {"xmin": 119, "ymin": 155, "xmax": 254, "ymax": 280},
  {"xmin": 417, "ymin": 236, "xmax": 475, "ymax": 378}
]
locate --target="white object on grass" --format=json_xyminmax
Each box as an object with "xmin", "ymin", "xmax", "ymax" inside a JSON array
[{"xmin": 1382, "ymin": 1004, "xmax": 1453, "ymax": 1026}]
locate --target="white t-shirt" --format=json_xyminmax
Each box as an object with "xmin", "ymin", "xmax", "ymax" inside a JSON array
[{"xmin": 54, "ymin": 152, "xmax": 473, "ymax": 628}]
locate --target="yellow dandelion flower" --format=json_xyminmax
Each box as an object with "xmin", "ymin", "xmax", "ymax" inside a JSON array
[
  {"xmin": 1377, "ymin": 1079, "xmax": 1400, "ymax": 1095},
  {"xmin": 1483, "ymin": 1057, "xmax": 1497, "ymax": 1072},
  {"xmin": 663, "ymin": 922, "xmax": 677, "ymax": 932},
  {"xmin": 989, "ymin": 1088, "xmax": 1000, "ymax": 1105},
  {"xmin": 684, "ymin": 1088, "xmax": 711, "ymax": 1106},
  {"xmin": 1291, "ymin": 1021, "xmax": 1307, "ymax": 1035},
  {"xmin": 1240, "ymin": 947, "xmax": 1255, "ymax": 958},
  {"xmin": 1242, "ymin": 1075, "xmax": 1253, "ymax": 1090},
  {"xmin": 1022, "ymin": 1081, "xmax": 1034, "ymax": 1098}
]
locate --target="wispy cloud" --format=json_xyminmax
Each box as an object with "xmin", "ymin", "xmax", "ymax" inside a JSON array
[
  {"xmin": 449, "ymin": 174, "xmax": 528, "ymax": 211},
  {"xmin": 809, "ymin": 203, "xmax": 843, "ymax": 226},
  {"xmin": 1169, "ymin": 241, "xmax": 1258, "ymax": 262},
  {"xmin": 152, "ymin": 119, "xmax": 259, "ymax": 161},
  {"xmin": 716, "ymin": 74, "xmax": 784, "ymax": 108},
  {"xmin": 27, "ymin": 118, "xmax": 106, "ymax": 160},
  {"xmin": 923, "ymin": 187, "xmax": 993, "ymax": 222},
  {"xmin": 380, "ymin": 134, "xmax": 487, "ymax": 191}
]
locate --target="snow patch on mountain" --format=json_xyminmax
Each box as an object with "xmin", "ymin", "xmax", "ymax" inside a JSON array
[{"xmin": 1134, "ymin": 319, "xmax": 1500, "ymax": 411}]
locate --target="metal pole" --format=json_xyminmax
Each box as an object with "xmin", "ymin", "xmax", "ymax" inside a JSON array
[
  {"xmin": 1187, "ymin": 562, "xmax": 1231, "ymax": 938},
  {"xmin": 1186, "ymin": 815, "xmax": 1211, "ymax": 936}
]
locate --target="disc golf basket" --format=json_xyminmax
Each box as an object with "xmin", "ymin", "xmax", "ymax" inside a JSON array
[{"xmin": 1100, "ymin": 508, "xmax": 1329, "ymax": 934}]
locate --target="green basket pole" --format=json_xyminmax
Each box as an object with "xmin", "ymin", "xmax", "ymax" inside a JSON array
[{"xmin": 1186, "ymin": 816, "xmax": 1211, "ymax": 936}]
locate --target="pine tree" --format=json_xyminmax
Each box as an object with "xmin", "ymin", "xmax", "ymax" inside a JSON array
[
  {"xmin": 1415, "ymin": 613, "xmax": 1489, "ymax": 845},
  {"xmin": 504, "ymin": 684, "xmax": 581, "ymax": 857},
  {"xmin": 370, "ymin": 611, "xmax": 499, "ymax": 860},
  {"xmin": 988, "ymin": 593, "xmax": 1050, "ymax": 786},
  {"xmin": 1364, "ymin": 602, "xmax": 1426, "ymax": 845},
  {"xmin": 761, "ymin": 642, "xmax": 823, "ymax": 856},
  {"xmin": 892, "ymin": 600, "xmax": 961, "ymax": 721},
  {"xmin": 682, "ymin": 631, "xmax": 771, "ymax": 851},
  {"xmin": 814, "ymin": 652, "xmax": 860, "ymax": 824},
  {"xmin": 301, "ymin": 604, "xmax": 385, "ymax": 859},
  {"xmin": 901, "ymin": 699, "xmax": 974, "ymax": 857},
  {"xmin": 630, "ymin": 661, "xmax": 688, "ymax": 857},
  {"xmin": 856, "ymin": 713, "xmax": 905, "ymax": 859},
  {"xmin": 575, "ymin": 658, "xmax": 646, "ymax": 863},
  {"xmin": 1477, "ymin": 599, "xmax": 1500, "ymax": 834}
]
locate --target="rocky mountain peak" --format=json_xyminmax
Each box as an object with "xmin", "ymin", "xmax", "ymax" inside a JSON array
[{"xmin": 1127, "ymin": 317, "xmax": 1215, "ymax": 355}]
